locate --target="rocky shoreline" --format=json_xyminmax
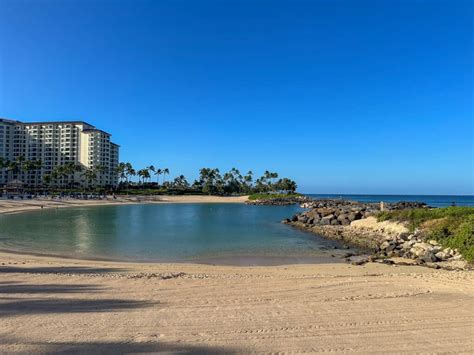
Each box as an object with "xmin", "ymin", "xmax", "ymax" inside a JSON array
[
  {"xmin": 245, "ymin": 195, "xmax": 312, "ymax": 206},
  {"xmin": 283, "ymin": 199, "xmax": 470, "ymax": 271}
]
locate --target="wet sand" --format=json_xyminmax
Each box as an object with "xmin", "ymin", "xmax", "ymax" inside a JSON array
[{"xmin": 0, "ymin": 251, "xmax": 473, "ymax": 353}]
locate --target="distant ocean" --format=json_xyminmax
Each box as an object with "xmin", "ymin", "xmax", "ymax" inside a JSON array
[{"xmin": 306, "ymin": 194, "xmax": 474, "ymax": 208}]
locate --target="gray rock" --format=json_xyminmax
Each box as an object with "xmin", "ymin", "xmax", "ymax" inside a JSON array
[
  {"xmin": 435, "ymin": 251, "xmax": 450, "ymax": 261},
  {"xmin": 337, "ymin": 213, "xmax": 348, "ymax": 221},
  {"xmin": 330, "ymin": 219, "xmax": 340, "ymax": 226},
  {"xmin": 320, "ymin": 217, "xmax": 331, "ymax": 225},
  {"xmin": 340, "ymin": 218, "xmax": 351, "ymax": 226},
  {"xmin": 398, "ymin": 233, "xmax": 410, "ymax": 241}
]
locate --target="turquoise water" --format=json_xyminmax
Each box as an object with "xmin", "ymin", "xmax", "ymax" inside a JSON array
[
  {"xmin": 0, "ymin": 204, "xmax": 349, "ymax": 264},
  {"xmin": 307, "ymin": 194, "xmax": 474, "ymax": 207}
]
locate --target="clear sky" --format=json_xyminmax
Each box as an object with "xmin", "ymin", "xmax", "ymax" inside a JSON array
[{"xmin": 0, "ymin": 0, "xmax": 472, "ymax": 195}]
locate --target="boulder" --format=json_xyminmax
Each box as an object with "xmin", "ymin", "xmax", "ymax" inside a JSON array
[
  {"xmin": 298, "ymin": 215, "xmax": 308, "ymax": 223},
  {"xmin": 347, "ymin": 212, "xmax": 362, "ymax": 221},
  {"xmin": 319, "ymin": 208, "xmax": 335, "ymax": 217},
  {"xmin": 306, "ymin": 210, "xmax": 321, "ymax": 219},
  {"xmin": 337, "ymin": 213, "xmax": 348, "ymax": 222},
  {"xmin": 435, "ymin": 251, "xmax": 450, "ymax": 261},
  {"xmin": 398, "ymin": 233, "xmax": 410, "ymax": 241},
  {"xmin": 340, "ymin": 218, "xmax": 351, "ymax": 226},
  {"xmin": 320, "ymin": 216, "xmax": 332, "ymax": 225},
  {"xmin": 330, "ymin": 219, "xmax": 340, "ymax": 226}
]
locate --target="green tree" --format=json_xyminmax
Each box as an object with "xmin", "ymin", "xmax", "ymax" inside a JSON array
[
  {"xmin": 155, "ymin": 168, "xmax": 162, "ymax": 185},
  {"xmin": 147, "ymin": 165, "xmax": 156, "ymax": 183},
  {"xmin": 137, "ymin": 168, "xmax": 150, "ymax": 185},
  {"xmin": 116, "ymin": 162, "xmax": 128, "ymax": 184},
  {"xmin": 163, "ymin": 168, "xmax": 169, "ymax": 185},
  {"xmin": 199, "ymin": 168, "xmax": 224, "ymax": 195},
  {"xmin": 273, "ymin": 178, "xmax": 297, "ymax": 193},
  {"xmin": 81, "ymin": 168, "xmax": 98, "ymax": 189},
  {"xmin": 125, "ymin": 163, "xmax": 136, "ymax": 184},
  {"xmin": 172, "ymin": 175, "xmax": 189, "ymax": 190}
]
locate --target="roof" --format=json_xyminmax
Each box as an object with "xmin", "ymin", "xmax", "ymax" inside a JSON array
[
  {"xmin": 1, "ymin": 118, "xmax": 97, "ymax": 127},
  {"xmin": 82, "ymin": 128, "xmax": 111, "ymax": 136},
  {"xmin": 0, "ymin": 118, "xmax": 21, "ymax": 124},
  {"xmin": 1, "ymin": 118, "xmax": 114, "ymax": 138},
  {"xmin": 25, "ymin": 120, "xmax": 95, "ymax": 127}
]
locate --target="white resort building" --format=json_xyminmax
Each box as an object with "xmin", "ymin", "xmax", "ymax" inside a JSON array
[{"xmin": 0, "ymin": 118, "xmax": 119, "ymax": 188}]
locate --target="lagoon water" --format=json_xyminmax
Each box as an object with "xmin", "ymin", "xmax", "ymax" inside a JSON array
[
  {"xmin": 0, "ymin": 204, "xmax": 347, "ymax": 264},
  {"xmin": 2, "ymin": 195, "xmax": 471, "ymax": 264}
]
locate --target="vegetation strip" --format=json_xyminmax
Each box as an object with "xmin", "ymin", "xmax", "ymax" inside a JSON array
[{"xmin": 377, "ymin": 207, "xmax": 474, "ymax": 263}]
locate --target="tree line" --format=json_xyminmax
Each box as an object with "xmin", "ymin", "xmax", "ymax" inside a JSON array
[
  {"xmin": 0, "ymin": 156, "xmax": 110, "ymax": 188},
  {"xmin": 0, "ymin": 157, "xmax": 297, "ymax": 194},
  {"xmin": 116, "ymin": 163, "xmax": 297, "ymax": 195}
]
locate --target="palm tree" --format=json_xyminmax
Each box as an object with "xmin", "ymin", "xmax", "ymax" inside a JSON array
[
  {"xmin": 125, "ymin": 163, "xmax": 135, "ymax": 185},
  {"xmin": 81, "ymin": 168, "xmax": 98, "ymax": 189},
  {"xmin": 63, "ymin": 162, "xmax": 83, "ymax": 188},
  {"xmin": 147, "ymin": 165, "xmax": 155, "ymax": 183},
  {"xmin": 137, "ymin": 168, "xmax": 150, "ymax": 185},
  {"xmin": 244, "ymin": 170, "xmax": 253, "ymax": 192},
  {"xmin": 31, "ymin": 159, "xmax": 43, "ymax": 188},
  {"xmin": 116, "ymin": 162, "xmax": 128, "ymax": 184},
  {"xmin": 22, "ymin": 160, "xmax": 38, "ymax": 187},
  {"xmin": 172, "ymin": 175, "xmax": 189, "ymax": 190},
  {"xmin": 155, "ymin": 168, "xmax": 162, "ymax": 185},
  {"xmin": 43, "ymin": 174, "xmax": 52, "ymax": 187},
  {"xmin": 16, "ymin": 156, "xmax": 26, "ymax": 181},
  {"xmin": 163, "ymin": 168, "xmax": 169, "ymax": 185},
  {"xmin": 0, "ymin": 157, "xmax": 8, "ymax": 185},
  {"xmin": 6, "ymin": 160, "xmax": 19, "ymax": 183},
  {"xmin": 52, "ymin": 165, "xmax": 68, "ymax": 187}
]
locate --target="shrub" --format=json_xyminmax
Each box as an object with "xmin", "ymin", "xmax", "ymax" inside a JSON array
[
  {"xmin": 377, "ymin": 207, "xmax": 474, "ymax": 263},
  {"xmin": 248, "ymin": 193, "xmax": 302, "ymax": 201}
]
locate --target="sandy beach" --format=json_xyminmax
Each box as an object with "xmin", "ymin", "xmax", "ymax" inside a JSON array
[
  {"xmin": 0, "ymin": 195, "xmax": 249, "ymax": 215},
  {"xmin": 0, "ymin": 250, "xmax": 473, "ymax": 353},
  {"xmin": 1, "ymin": 197, "xmax": 473, "ymax": 353}
]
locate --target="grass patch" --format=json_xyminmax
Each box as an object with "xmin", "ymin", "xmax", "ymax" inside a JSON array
[
  {"xmin": 378, "ymin": 207, "xmax": 474, "ymax": 262},
  {"xmin": 248, "ymin": 193, "xmax": 303, "ymax": 201}
]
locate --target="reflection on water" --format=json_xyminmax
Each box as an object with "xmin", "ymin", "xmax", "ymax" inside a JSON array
[{"xmin": 0, "ymin": 203, "xmax": 352, "ymax": 264}]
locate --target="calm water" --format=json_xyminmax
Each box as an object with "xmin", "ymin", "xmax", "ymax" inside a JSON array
[
  {"xmin": 0, "ymin": 204, "xmax": 351, "ymax": 264},
  {"xmin": 307, "ymin": 194, "xmax": 474, "ymax": 207}
]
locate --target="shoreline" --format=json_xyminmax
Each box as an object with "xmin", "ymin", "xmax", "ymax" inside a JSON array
[
  {"xmin": 0, "ymin": 247, "xmax": 352, "ymax": 267},
  {"xmin": 1, "ymin": 249, "xmax": 473, "ymax": 353},
  {"xmin": 0, "ymin": 194, "xmax": 249, "ymax": 215}
]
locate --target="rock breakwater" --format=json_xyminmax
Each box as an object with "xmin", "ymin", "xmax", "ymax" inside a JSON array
[
  {"xmin": 283, "ymin": 199, "xmax": 469, "ymax": 270},
  {"xmin": 246, "ymin": 196, "xmax": 312, "ymax": 206}
]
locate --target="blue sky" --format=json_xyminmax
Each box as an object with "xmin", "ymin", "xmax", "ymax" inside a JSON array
[{"xmin": 0, "ymin": 0, "xmax": 472, "ymax": 194}]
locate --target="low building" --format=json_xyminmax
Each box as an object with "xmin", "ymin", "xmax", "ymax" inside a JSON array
[{"xmin": 0, "ymin": 118, "xmax": 120, "ymax": 188}]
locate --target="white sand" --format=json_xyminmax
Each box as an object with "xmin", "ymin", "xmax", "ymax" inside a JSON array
[
  {"xmin": 0, "ymin": 251, "xmax": 473, "ymax": 353},
  {"xmin": 1, "ymin": 197, "xmax": 473, "ymax": 352},
  {"xmin": 0, "ymin": 195, "xmax": 249, "ymax": 215}
]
